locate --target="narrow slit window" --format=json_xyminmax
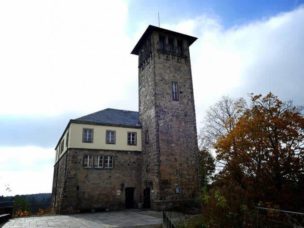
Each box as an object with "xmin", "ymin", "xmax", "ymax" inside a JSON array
[
  {"xmin": 145, "ymin": 130, "xmax": 149, "ymax": 144},
  {"xmin": 159, "ymin": 35, "xmax": 165, "ymax": 50},
  {"xmin": 168, "ymin": 37, "xmax": 174, "ymax": 52},
  {"xmin": 66, "ymin": 132, "xmax": 69, "ymax": 147},
  {"xmin": 60, "ymin": 140, "xmax": 64, "ymax": 153},
  {"xmin": 177, "ymin": 40, "xmax": 183, "ymax": 56},
  {"xmin": 172, "ymin": 81, "xmax": 179, "ymax": 101}
]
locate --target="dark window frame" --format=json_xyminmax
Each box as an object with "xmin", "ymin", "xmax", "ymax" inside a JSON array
[
  {"xmin": 82, "ymin": 128, "xmax": 94, "ymax": 143},
  {"xmin": 172, "ymin": 81, "xmax": 179, "ymax": 101},
  {"xmin": 127, "ymin": 132, "xmax": 137, "ymax": 145},
  {"xmin": 66, "ymin": 132, "xmax": 69, "ymax": 147},
  {"xmin": 83, "ymin": 155, "xmax": 93, "ymax": 168},
  {"xmin": 106, "ymin": 130, "xmax": 116, "ymax": 144},
  {"xmin": 104, "ymin": 155, "xmax": 113, "ymax": 169},
  {"xmin": 60, "ymin": 140, "xmax": 64, "ymax": 153},
  {"xmin": 83, "ymin": 155, "xmax": 114, "ymax": 169},
  {"xmin": 168, "ymin": 37, "xmax": 174, "ymax": 52},
  {"xmin": 145, "ymin": 130, "xmax": 149, "ymax": 144},
  {"xmin": 159, "ymin": 35, "xmax": 165, "ymax": 50},
  {"xmin": 95, "ymin": 155, "xmax": 104, "ymax": 168},
  {"xmin": 177, "ymin": 39, "xmax": 183, "ymax": 56}
]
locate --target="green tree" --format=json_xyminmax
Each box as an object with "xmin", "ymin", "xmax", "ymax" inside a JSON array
[{"xmin": 199, "ymin": 149, "xmax": 215, "ymax": 189}]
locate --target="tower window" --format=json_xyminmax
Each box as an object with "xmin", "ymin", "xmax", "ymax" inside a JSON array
[
  {"xmin": 82, "ymin": 128, "xmax": 94, "ymax": 143},
  {"xmin": 106, "ymin": 130, "xmax": 116, "ymax": 144},
  {"xmin": 145, "ymin": 130, "xmax": 149, "ymax": 144},
  {"xmin": 168, "ymin": 37, "xmax": 174, "ymax": 52},
  {"xmin": 172, "ymin": 81, "xmax": 179, "ymax": 101},
  {"xmin": 177, "ymin": 40, "xmax": 183, "ymax": 56},
  {"xmin": 128, "ymin": 132, "xmax": 137, "ymax": 145},
  {"xmin": 159, "ymin": 35, "xmax": 165, "ymax": 50}
]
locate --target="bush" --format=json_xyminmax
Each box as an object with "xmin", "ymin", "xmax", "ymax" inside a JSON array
[{"xmin": 13, "ymin": 196, "xmax": 31, "ymax": 217}]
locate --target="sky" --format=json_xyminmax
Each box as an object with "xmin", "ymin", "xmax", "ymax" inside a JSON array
[{"xmin": 0, "ymin": 0, "xmax": 303, "ymax": 196}]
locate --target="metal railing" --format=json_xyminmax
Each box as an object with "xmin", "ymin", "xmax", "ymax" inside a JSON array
[
  {"xmin": 0, "ymin": 201, "xmax": 14, "ymax": 224},
  {"xmin": 256, "ymin": 206, "xmax": 304, "ymax": 228},
  {"xmin": 0, "ymin": 201, "xmax": 13, "ymax": 213}
]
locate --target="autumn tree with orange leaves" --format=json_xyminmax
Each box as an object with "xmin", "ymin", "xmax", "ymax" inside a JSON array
[{"xmin": 201, "ymin": 93, "xmax": 304, "ymax": 226}]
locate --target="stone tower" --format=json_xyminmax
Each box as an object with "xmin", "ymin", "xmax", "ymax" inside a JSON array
[{"xmin": 131, "ymin": 25, "xmax": 199, "ymax": 209}]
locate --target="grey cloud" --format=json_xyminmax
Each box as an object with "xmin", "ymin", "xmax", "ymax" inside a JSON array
[{"xmin": 0, "ymin": 114, "xmax": 74, "ymax": 148}]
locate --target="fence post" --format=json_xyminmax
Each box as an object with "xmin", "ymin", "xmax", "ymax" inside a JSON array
[{"xmin": 256, "ymin": 207, "xmax": 259, "ymax": 228}]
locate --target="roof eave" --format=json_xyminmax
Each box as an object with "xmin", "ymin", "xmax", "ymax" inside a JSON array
[
  {"xmin": 70, "ymin": 119, "xmax": 142, "ymax": 129},
  {"xmin": 131, "ymin": 25, "xmax": 197, "ymax": 55}
]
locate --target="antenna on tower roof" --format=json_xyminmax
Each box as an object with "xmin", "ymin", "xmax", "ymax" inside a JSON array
[{"xmin": 158, "ymin": 12, "xmax": 160, "ymax": 27}]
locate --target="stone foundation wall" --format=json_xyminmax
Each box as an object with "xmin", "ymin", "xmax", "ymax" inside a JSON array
[
  {"xmin": 52, "ymin": 152, "xmax": 68, "ymax": 214},
  {"xmin": 52, "ymin": 149, "xmax": 142, "ymax": 214}
]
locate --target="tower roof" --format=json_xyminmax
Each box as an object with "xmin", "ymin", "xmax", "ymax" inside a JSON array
[{"xmin": 131, "ymin": 25, "xmax": 197, "ymax": 55}]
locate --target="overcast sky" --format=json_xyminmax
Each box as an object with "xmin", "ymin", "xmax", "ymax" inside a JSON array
[{"xmin": 0, "ymin": 0, "xmax": 303, "ymax": 196}]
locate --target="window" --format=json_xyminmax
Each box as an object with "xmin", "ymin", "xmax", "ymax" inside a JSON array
[
  {"xmin": 104, "ymin": 155, "xmax": 113, "ymax": 169},
  {"xmin": 145, "ymin": 130, "xmax": 149, "ymax": 144},
  {"xmin": 177, "ymin": 40, "xmax": 183, "ymax": 56},
  {"xmin": 82, "ymin": 128, "xmax": 93, "ymax": 143},
  {"xmin": 168, "ymin": 37, "xmax": 174, "ymax": 52},
  {"xmin": 83, "ymin": 155, "xmax": 93, "ymax": 168},
  {"xmin": 172, "ymin": 81, "xmax": 179, "ymax": 101},
  {"xmin": 128, "ymin": 132, "xmax": 137, "ymax": 145},
  {"xmin": 95, "ymin": 155, "xmax": 104, "ymax": 168},
  {"xmin": 159, "ymin": 35, "xmax": 165, "ymax": 50},
  {"xmin": 60, "ymin": 140, "xmax": 64, "ymax": 154},
  {"xmin": 83, "ymin": 155, "xmax": 113, "ymax": 169},
  {"xmin": 106, "ymin": 130, "xmax": 116, "ymax": 144},
  {"xmin": 66, "ymin": 132, "xmax": 69, "ymax": 147}
]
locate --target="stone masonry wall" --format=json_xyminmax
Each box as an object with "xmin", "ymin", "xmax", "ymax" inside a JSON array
[
  {"xmin": 52, "ymin": 149, "xmax": 142, "ymax": 214},
  {"xmin": 139, "ymin": 30, "xmax": 199, "ymax": 209},
  {"xmin": 52, "ymin": 152, "xmax": 68, "ymax": 214},
  {"xmin": 154, "ymin": 37, "xmax": 199, "ymax": 201},
  {"xmin": 138, "ymin": 35, "xmax": 161, "ymax": 203}
]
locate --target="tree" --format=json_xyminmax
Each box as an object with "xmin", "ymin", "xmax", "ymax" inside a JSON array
[
  {"xmin": 200, "ymin": 96, "xmax": 246, "ymax": 149},
  {"xmin": 215, "ymin": 93, "xmax": 304, "ymax": 209},
  {"xmin": 13, "ymin": 195, "xmax": 31, "ymax": 217},
  {"xmin": 202, "ymin": 93, "xmax": 304, "ymax": 226},
  {"xmin": 199, "ymin": 149, "xmax": 215, "ymax": 188}
]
